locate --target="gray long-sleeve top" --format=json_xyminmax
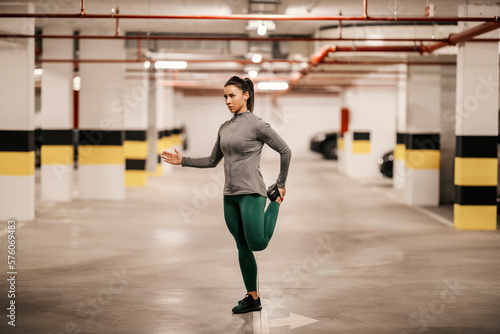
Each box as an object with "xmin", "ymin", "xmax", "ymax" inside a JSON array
[{"xmin": 181, "ymin": 111, "xmax": 292, "ymax": 197}]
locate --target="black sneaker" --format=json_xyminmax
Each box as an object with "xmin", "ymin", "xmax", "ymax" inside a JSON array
[
  {"xmin": 267, "ymin": 183, "xmax": 280, "ymax": 201},
  {"xmin": 232, "ymin": 294, "xmax": 262, "ymax": 314}
]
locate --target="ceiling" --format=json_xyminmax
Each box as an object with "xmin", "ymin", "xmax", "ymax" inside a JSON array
[{"xmin": 3, "ymin": 0, "xmax": 500, "ymax": 92}]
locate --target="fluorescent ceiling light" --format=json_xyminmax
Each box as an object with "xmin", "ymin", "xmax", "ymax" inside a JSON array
[
  {"xmin": 144, "ymin": 61, "xmax": 151, "ymax": 69},
  {"xmin": 154, "ymin": 61, "xmax": 187, "ymax": 69},
  {"xmin": 73, "ymin": 76, "xmax": 81, "ymax": 91},
  {"xmin": 248, "ymin": 70, "xmax": 258, "ymax": 78},
  {"xmin": 257, "ymin": 22, "xmax": 267, "ymax": 36},
  {"xmin": 251, "ymin": 54, "xmax": 262, "ymax": 63},
  {"xmin": 34, "ymin": 68, "xmax": 43, "ymax": 76},
  {"xmin": 257, "ymin": 81, "xmax": 289, "ymax": 91}
]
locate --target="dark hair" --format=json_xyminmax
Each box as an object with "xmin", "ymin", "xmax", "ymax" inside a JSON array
[{"xmin": 224, "ymin": 76, "xmax": 254, "ymax": 112}]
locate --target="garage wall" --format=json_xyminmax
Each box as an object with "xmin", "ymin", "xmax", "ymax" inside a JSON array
[{"xmin": 176, "ymin": 92, "xmax": 340, "ymax": 160}]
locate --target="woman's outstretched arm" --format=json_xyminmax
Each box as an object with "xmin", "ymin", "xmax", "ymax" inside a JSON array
[{"xmin": 162, "ymin": 134, "xmax": 223, "ymax": 168}]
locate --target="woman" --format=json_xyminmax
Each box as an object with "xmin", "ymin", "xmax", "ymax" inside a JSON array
[{"xmin": 161, "ymin": 76, "xmax": 291, "ymax": 314}]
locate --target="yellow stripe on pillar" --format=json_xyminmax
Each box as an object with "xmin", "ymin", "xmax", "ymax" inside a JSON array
[
  {"xmin": 338, "ymin": 137, "xmax": 344, "ymax": 150},
  {"xmin": 41, "ymin": 145, "xmax": 74, "ymax": 165},
  {"xmin": 0, "ymin": 151, "xmax": 35, "ymax": 176},
  {"xmin": 454, "ymin": 157, "xmax": 497, "ymax": 186},
  {"xmin": 405, "ymin": 150, "xmax": 440, "ymax": 169},
  {"xmin": 124, "ymin": 141, "xmax": 147, "ymax": 159},
  {"xmin": 394, "ymin": 144, "xmax": 405, "ymax": 161},
  {"xmin": 454, "ymin": 204, "xmax": 497, "ymax": 230},
  {"xmin": 352, "ymin": 140, "xmax": 371, "ymax": 154},
  {"xmin": 125, "ymin": 170, "xmax": 147, "ymax": 186}
]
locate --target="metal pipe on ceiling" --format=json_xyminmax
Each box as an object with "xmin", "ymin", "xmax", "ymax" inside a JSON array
[
  {"xmin": 425, "ymin": 21, "xmax": 500, "ymax": 52},
  {"xmin": 0, "ymin": 12, "xmax": 498, "ymax": 22}
]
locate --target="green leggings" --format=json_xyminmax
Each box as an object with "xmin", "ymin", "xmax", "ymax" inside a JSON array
[{"xmin": 223, "ymin": 194, "xmax": 280, "ymax": 292}]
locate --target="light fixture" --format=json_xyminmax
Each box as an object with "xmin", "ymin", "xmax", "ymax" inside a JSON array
[
  {"xmin": 154, "ymin": 61, "xmax": 187, "ymax": 69},
  {"xmin": 257, "ymin": 81, "xmax": 289, "ymax": 91},
  {"xmin": 248, "ymin": 70, "xmax": 258, "ymax": 79},
  {"xmin": 251, "ymin": 54, "xmax": 262, "ymax": 63},
  {"xmin": 34, "ymin": 68, "xmax": 43, "ymax": 76},
  {"xmin": 144, "ymin": 61, "xmax": 151, "ymax": 69},
  {"xmin": 73, "ymin": 76, "xmax": 81, "ymax": 91},
  {"xmin": 257, "ymin": 21, "xmax": 267, "ymax": 36}
]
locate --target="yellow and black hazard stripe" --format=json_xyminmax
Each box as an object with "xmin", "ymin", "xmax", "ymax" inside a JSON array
[
  {"xmin": 125, "ymin": 130, "xmax": 147, "ymax": 186},
  {"xmin": 41, "ymin": 129, "xmax": 74, "ymax": 166},
  {"xmin": 338, "ymin": 132, "xmax": 344, "ymax": 150},
  {"xmin": 454, "ymin": 135, "xmax": 497, "ymax": 230},
  {"xmin": 78, "ymin": 130, "xmax": 124, "ymax": 165},
  {"xmin": 405, "ymin": 133, "xmax": 440, "ymax": 169},
  {"xmin": 394, "ymin": 132, "xmax": 405, "ymax": 162},
  {"xmin": 0, "ymin": 130, "xmax": 35, "ymax": 176},
  {"xmin": 352, "ymin": 132, "xmax": 370, "ymax": 154}
]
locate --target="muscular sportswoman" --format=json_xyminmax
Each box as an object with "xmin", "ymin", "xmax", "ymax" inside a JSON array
[{"xmin": 161, "ymin": 76, "xmax": 292, "ymax": 314}]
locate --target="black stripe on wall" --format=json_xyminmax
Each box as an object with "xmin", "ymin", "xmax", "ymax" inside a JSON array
[
  {"xmin": 157, "ymin": 155, "xmax": 162, "ymax": 164},
  {"xmin": 164, "ymin": 130, "xmax": 173, "ymax": 137},
  {"xmin": 456, "ymin": 136, "xmax": 497, "ymax": 158},
  {"xmin": 0, "ymin": 130, "xmax": 34, "ymax": 151},
  {"xmin": 396, "ymin": 132, "xmax": 405, "ymax": 144},
  {"xmin": 42, "ymin": 129, "xmax": 74, "ymax": 145},
  {"xmin": 79, "ymin": 130, "xmax": 124, "ymax": 146},
  {"xmin": 173, "ymin": 128, "xmax": 182, "ymax": 135},
  {"xmin": 125, "ymin": 130, "xmax": 147, "ymax": 141},
  {"xmin": 353, "ymin": 132, "xmax": 370, "ymax": 141},
  {"xmin": 126, "ymin": 159, "xmax": 146, "ymax": 170},
  {"xmin": 405, "ymin": 133, "xmax": 440, "ymax": 150},
  {"xmin": 158, "ymin": 131, "xmax": 164, "ymax": 139},
  {"xmin": 455, "ymin": 185, "xmax": 497, "ymax": 206}
]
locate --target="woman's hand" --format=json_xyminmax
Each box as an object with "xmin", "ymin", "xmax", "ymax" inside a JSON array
[
  {"xmin": 161, "ymin": 148, "xmax": 183, "ymax": 165},
  {"xmin": 278, "ymin": 187, "xmax": 286, "ymax": 201}
]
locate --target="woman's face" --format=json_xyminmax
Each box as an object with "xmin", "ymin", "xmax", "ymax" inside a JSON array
[{"xmin": 224, "ymin": 85, "xmax": 249, "ymax": 114}]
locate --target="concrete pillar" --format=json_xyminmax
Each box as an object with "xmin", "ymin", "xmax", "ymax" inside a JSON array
[
  {"xmin": 439, "ymin": 64, "xmax": 457, "ymax": 204},
  {"xmin": 123, "ymin": 72, "xmax": 148, "ymax": 187},
  {"xmin": 0, "ymin": 3, "xmax": 35, "ymax": 221},
  {"xmin": 454, "ymin": 4, "xmax": 499, "ymax": 230},
  {"xmin": 343, "ymin": 86, "xmax": 396, "ymax": 179},
  {"xmin": 78, "ymin": 37, "xmax": 125, "ymax": 200},
  {"xmin": 404, "ymin": 64, "xmax": 441, "ymax": 206},
  {"xmin": 146, "ymin": 69, "xmax": 158, "ymax": 174},
  {"xmin": 41, "ymin": 27, "xmax": 74, "ymax": 201},
  {"xmin": 157, "ymin": 84, "xmax": 175, "ymax": 174},
  {"xmin": 394, "ymin": 65, "xmax": 407, "ymax": 189}
]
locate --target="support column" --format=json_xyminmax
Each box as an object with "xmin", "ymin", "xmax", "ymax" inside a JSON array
[
  {"xmin": 78, "ymin": 37, "xmax": 125, "ymax": 200},
  {"xmin": 454, "ymin": 4, "xmax": 499, "ymax": 230},
  {"xmin": 157, "ymin": 83, "xmax": 174, "ymax": 175},
  {"xmin": 394, "ymin": 65, "xmax": 407, "ymax": 189},
  {"xmin": 343, "ymin": 86, "xmax": 396, "ymax": 179},
  {"xmin": 404, "ymin": 64, "xmax": 441, "ymax": 206},
  {"xmin": 124, "ymin": 71, "xmax": 148, "ymax": 186},
  {"xmin": 0, "ymin": 3, "xmax": 35, "ymax": 221},
  {"xmin": 41, "ymin": 27, "xmax": 74, "ymax": 201}
]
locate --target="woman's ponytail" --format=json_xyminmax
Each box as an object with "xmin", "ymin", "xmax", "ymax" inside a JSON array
[
  {"xmin": 243, "ymin": 78, "xmax": 254, "ymax": 112},
  {"xmin": 225, "ymin": 76, "xmax": 255, "ymax": 112}
]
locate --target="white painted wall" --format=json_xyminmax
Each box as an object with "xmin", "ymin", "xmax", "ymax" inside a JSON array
[{"xmin": 176, "ymin": 93, "xmax": 340, "ymax": 159}]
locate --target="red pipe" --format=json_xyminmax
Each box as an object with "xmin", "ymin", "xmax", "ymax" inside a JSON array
[
  {"xmin": 0, "ymin": 13, "xmax": 498, "ymax": 22},
  {"xmin": 425, "ymin": 21, "xmax": 500, "ymax": 52},
  {"xmin": 80, "ymin": 0, "xmax": 85, "ymax": 16},
  {"xmin": 363, "ymin": 0, "xmax": 368, "ymax": 19}
]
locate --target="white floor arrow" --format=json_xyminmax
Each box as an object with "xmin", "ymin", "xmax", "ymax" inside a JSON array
[{"xmin": 269, "ymin": 312, "xmax": 318, "ymax": 329}]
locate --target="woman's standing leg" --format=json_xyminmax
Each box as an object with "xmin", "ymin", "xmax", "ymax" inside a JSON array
[
  {"xmin": 239, "ymin": 194, "xmax": 280, "ymax": 252},
  {"xmin": 223, "ymin": 196, "xmax": 258, "ymax": 293}
]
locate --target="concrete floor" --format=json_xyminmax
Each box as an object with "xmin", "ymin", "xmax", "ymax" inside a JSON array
[{"xmin": 1, "ymin": 157, "xmax": 500, "ymax": 334}]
